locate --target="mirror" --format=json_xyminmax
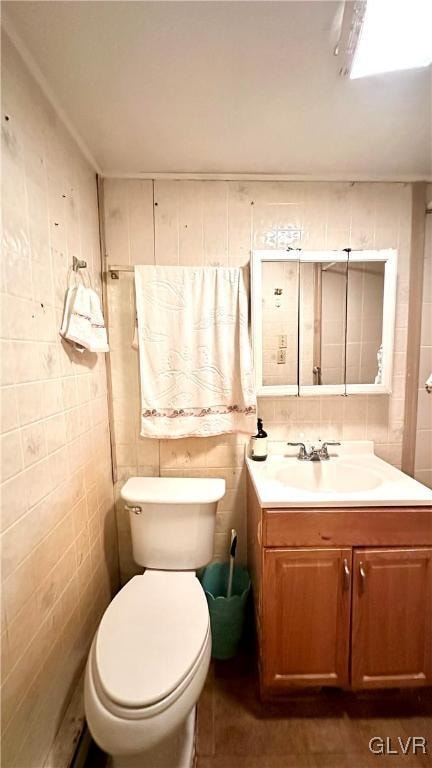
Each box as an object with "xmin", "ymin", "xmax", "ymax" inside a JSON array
[
  {"xmin": 251, "ymin": 249, "xmax": 397, "ymax": 396},
  {"xmin": 261, "ymin": 260, "xmax": 298, "ymax": 388},
  {"xmin": 344, "ymin": 250, "xmax": 396, "ymax": 395},
  {"xmin": 346, "ymin": 261, "xmax": 385, "ymax": 385},
  {"xmin": 299, "ymin": 259, "xmax": 347, "ymax": 393}
]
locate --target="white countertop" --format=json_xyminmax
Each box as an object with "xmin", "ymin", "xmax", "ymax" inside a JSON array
[{"xmin": 246, "ymin": 441, "xmax": 432, "ymax": 509}]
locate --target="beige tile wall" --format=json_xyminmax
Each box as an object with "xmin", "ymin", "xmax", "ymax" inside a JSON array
[
  {"xmin": 103, "ymin": 178, "xmax": 412, "ymax": 582},
  {"xmin": 415, "ymin": 186, "xmax": 432, "ymax": 489},
  {"xmin": 1, "ymin": 34, "xmax": 118, "ymax": 767}
]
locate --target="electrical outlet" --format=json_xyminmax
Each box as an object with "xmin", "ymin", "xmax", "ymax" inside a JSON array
[
  {"xmin": 277, "ymin": 349, "xmax": 286, "ymax": 364},
  {"xmin": 279, "ymin": 334, "xmax": 287, "ymax": 348}
]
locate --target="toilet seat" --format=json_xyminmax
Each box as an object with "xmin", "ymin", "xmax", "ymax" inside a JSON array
[{"xmin": 93, "ymin": 571, "xmax": 209, "ymax": 715}]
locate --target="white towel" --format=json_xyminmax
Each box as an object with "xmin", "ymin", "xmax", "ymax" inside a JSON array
[
  {"xmin": 60, "ymin": 283, "xmax": 92, "ymax": 351},
  {"xmin": 134, "ymin": 266, "xmax": 256, "ymax": 438},
  {"xmin": 60, "ymin": 286, "xmax": 85, "ymax": 353},
  {"xmin": 88, "ymin": 289, "xmax": 109, "ymax": 353},
  {"xmin": 60, "ymin": 284, "xmax": 109, "ymax": 353}
]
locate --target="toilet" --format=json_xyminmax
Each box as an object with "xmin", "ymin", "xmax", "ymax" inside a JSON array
[{"xmin": 84, "ymin": 476, "xmax": 226, "ymax": 768}]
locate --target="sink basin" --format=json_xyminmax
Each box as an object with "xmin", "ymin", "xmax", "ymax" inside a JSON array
[
  {"xmin": 271, "ymin": 461, "xmax": 382, "ymax": 493},
  {"xmin": 245, "ymin": 441, "xmax": 432, "ymax": 508}
]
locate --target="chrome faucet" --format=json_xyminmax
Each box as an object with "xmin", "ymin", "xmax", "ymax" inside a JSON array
[{"xmin": 287, "ymin": 441, "xmax": 341, "ymax": 461}]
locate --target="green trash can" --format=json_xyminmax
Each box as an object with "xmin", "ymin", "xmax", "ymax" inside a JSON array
[{"xmin": 200, "ymin": 562, "xmax": 251, "ymax": 660}]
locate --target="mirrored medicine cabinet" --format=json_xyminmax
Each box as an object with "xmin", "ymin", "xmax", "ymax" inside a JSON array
[{"xmin": 251, "ymin": 249, "xmax": 397, "ymax": 397}]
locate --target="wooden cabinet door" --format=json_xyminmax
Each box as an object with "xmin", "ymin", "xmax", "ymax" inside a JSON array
[
  {"xmin": 262, "ymin": 548, "xmax": 352, "ymax": 690},
  {"xmin": 351, "ymin": 548, "xmax": 432, "ymax": 689}
]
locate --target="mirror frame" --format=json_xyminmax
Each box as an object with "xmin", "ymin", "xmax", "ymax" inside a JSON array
[{"xmin": 251, "ymin": 248, "xmax": 398, "ymax": 397}]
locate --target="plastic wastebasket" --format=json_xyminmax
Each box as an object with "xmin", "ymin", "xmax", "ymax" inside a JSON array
[{"xmin": 200, "ymin": 562, "xmax": 251, "ymax": 660}]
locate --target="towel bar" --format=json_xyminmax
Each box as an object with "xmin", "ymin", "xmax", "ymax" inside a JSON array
[{"xmin": 107, "ymin": 264, "xmax": 134, "ymax": 279}]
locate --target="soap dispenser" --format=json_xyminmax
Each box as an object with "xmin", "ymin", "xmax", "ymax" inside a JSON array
[{"xmin": 251, "ymin": 418, "xmax": 268, "ymax": 462}]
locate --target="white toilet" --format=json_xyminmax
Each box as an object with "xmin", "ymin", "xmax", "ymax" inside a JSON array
[{"xmin": 84, "ymin": 476, "xmax": 226, "ymax": 768}]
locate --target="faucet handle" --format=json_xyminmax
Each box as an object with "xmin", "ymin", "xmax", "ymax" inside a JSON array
[
  {"xmin": 287, "ymin": 441, "xmax": 307, "ymax": 459},
  {"xmin": 287, "ymin": 441, "xmax": 306, "ymax": 448},
  {"xmin": 320, "ymin": 441, "xmax": 341, "ymax": 459}
]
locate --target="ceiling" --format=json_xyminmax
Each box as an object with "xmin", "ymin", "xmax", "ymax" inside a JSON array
[{"xmin": 2, "ymin": 1, "xmax": 431, "ymax": 178}]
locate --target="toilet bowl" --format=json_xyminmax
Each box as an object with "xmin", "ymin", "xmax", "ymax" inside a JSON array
[{"xmin": 84, "ymin": 477, "xmax": 225, "ymax": 768}]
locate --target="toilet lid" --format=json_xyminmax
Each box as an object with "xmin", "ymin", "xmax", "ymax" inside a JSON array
[{"xmin": 94, "ymin": 571, "xmax": 209, "ymax": 709}]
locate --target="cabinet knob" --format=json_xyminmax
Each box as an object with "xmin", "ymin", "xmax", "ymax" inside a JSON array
[
  {"xmin": 359, "ymin": 562, "xmax": 366, "ymax": 593},
  {"xmin": 343, "ymin": 558, "xmax": 350, "ymax": 590}
]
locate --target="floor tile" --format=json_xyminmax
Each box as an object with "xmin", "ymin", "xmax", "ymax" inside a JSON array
[{"xmin": 196, "ymin": 657, "xmax": 432, "ymax": 768}]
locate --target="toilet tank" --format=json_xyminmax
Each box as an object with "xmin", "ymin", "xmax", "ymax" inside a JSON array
[{"xmin": 121, "ymin": 477, "xmax": 226, "ymax": 570}]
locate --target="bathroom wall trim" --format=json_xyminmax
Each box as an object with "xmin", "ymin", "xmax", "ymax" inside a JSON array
[
  {"xmin": 103, "ymin": 172, "xmax": 432, "ymax": 183},
  {"xmin": 43, "ymin": 676, "xmax": 86, "ymax": 768},
  {"xmin": 97, "ymin": 174, "xmax": 118, "ymax": 486},
  {"xmin": 402, "ymin": 182, "xmax": 427, "ymax": 476},
  {"xmin": 1, "ymin": 11, "xmax": 101, "ymax": 174}
]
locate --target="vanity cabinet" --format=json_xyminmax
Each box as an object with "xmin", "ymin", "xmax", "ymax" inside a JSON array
[{"xmin": 247, "ymin": 478, "xmax": 432, "ymax": 698}]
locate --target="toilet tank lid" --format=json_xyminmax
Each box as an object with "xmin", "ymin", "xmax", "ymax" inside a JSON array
[{"xmin": 121, "ymin": 477, "xmax": 225, "ymax": 505}]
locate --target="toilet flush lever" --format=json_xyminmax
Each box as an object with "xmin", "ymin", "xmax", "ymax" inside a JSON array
[{"xmin": 125, "ymin": 504, "xmax": 142, "ymax": 515}]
